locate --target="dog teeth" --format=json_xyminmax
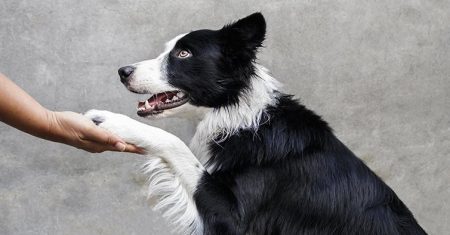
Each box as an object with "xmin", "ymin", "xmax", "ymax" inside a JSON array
[
  {"xmin": 176, "ymin": 92, "xmax": 184, "ymax": 98},
  {"xmin": 145, "ymin": 100, "xmax": 151, "ymax": 109},
  {"xmin": 172, "ymin": 96, "xmax": 179, "ymax": 101}
]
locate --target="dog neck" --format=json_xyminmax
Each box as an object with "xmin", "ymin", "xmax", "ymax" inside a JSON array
[{"xmin": 190, "ymin": 64, "xmax": 281, "ymax": 166}]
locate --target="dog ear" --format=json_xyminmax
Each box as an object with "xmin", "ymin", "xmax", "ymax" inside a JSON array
[{"xmin": 220, "ymin": 12, "xmax": 266, "ymax": 55}]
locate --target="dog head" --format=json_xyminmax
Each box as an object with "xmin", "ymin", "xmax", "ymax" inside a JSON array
[{"xmin": 118, "ymin": 12, "xmax": 266, "ymax": 119}]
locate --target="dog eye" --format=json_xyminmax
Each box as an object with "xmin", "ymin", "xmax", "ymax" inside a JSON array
[{"xmin": 177, "ymin": 50, "xmax": 191, "ymax": 58}]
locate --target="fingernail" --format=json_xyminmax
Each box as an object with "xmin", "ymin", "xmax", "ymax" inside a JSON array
[{"xmin": 114, "ymin": 142, "xmax": 126, "ymax": 152}]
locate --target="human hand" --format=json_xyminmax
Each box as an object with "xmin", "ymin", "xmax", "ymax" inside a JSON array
[{"xmin": 47, "ymin": 111, "xmax": 143, "ymax": 153}]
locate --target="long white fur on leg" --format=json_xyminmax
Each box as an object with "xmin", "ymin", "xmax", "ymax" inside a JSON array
[{"xmin": 85, "ymin": 110, "xmax": 204, "ymax": 235}]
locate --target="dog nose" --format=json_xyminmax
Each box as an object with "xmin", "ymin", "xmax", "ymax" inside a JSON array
[{"xmin": 118, "ymin": 66, "xmax": 135, "ymax": 83}]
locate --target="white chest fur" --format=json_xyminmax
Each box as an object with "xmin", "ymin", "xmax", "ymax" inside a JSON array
[{"xmin": 189, "ymin": 65, "xmax": 280, "ymax": 170}]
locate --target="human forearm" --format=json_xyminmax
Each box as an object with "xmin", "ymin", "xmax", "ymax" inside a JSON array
[
  {"xmin": 0, "ymin": 73, "xmax": 141, "ymax": 153},
  {"xmin": 0, "ymin": 73, "xmax": 55, "ymax": 140}
]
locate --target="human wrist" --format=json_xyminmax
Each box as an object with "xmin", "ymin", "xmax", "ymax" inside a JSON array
[{"xmin": 42, "ymin": 110, "xmax": 67, "ymax": 143}]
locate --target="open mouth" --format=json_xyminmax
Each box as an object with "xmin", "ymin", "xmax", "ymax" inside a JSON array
[{"xmin": 137, "ymin": 90, "xmax": 189, "ymax": 117}]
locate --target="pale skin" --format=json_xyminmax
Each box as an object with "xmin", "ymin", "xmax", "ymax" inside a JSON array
[{"xmin": 0, "ymin": 73, "xmax": 142, "ymax": 153}]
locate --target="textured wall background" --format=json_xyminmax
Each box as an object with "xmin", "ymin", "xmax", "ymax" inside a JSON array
[{"xmin": 1, "ymin": 0, "xmax": 449, "ymax": 234}]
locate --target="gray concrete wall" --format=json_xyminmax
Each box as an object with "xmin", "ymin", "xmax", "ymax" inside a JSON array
[{"xmin": 1, "ymin": 0, "xmax": 449, "ymax": 234}]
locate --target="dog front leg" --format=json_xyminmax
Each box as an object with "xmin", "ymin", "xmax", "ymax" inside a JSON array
[{"xmin": 85, "ymin": 110, "xmax": 205, "ymax": 235}]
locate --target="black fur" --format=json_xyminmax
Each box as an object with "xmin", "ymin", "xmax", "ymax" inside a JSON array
[
  {"xmin": 166, "ymin": 12, "xmax": 426, "ymax": 235},
  {"xmin": 195, "ymin": 95, "xmax": 426, "ymax": 234}
]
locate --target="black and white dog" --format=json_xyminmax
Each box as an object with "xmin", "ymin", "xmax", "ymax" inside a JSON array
[{"xmin": 85, "ymin": 13, "xmax": 426, "ymax": 235}]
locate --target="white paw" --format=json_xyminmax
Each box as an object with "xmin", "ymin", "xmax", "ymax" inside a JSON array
[
  {"xmin": 85, "ymin": 109, "xmax": 127, "ymax": 126},
  {"xmin": 84, "ymin": 109, "xmax": 182, "ymax": 152},
  {"xmin": 85, "ymin": 109, "xmax": 145, "ymax": 144}
]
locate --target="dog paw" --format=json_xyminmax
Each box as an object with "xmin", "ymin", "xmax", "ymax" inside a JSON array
[
  {"xmin": 85, "ymin": 109, "xmax": 127, "ymax": 126},
  {"xmin": 84, "ymin": 109, "xmax": 181, "ymax": 152},
  {"xmin": 84, "ymin": 109, "xmax": 143, "ymax": 142},
  {"xmin": 85, "ymin": 110, "xmax": 107, "ymax": 126}
]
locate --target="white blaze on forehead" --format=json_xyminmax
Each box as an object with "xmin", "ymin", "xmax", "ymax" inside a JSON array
[
  {"xmin": 127, "ymin": 33, "xmax": 188, "ymax": 94},
  {"xmin": 162, "ymin": 33, "xmax": 188, "ymax": 56}
]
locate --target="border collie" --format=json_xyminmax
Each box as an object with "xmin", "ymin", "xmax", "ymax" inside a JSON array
[{"xmin": 85, "ymin": 13, "xmax": 426, "ymax": 235}]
